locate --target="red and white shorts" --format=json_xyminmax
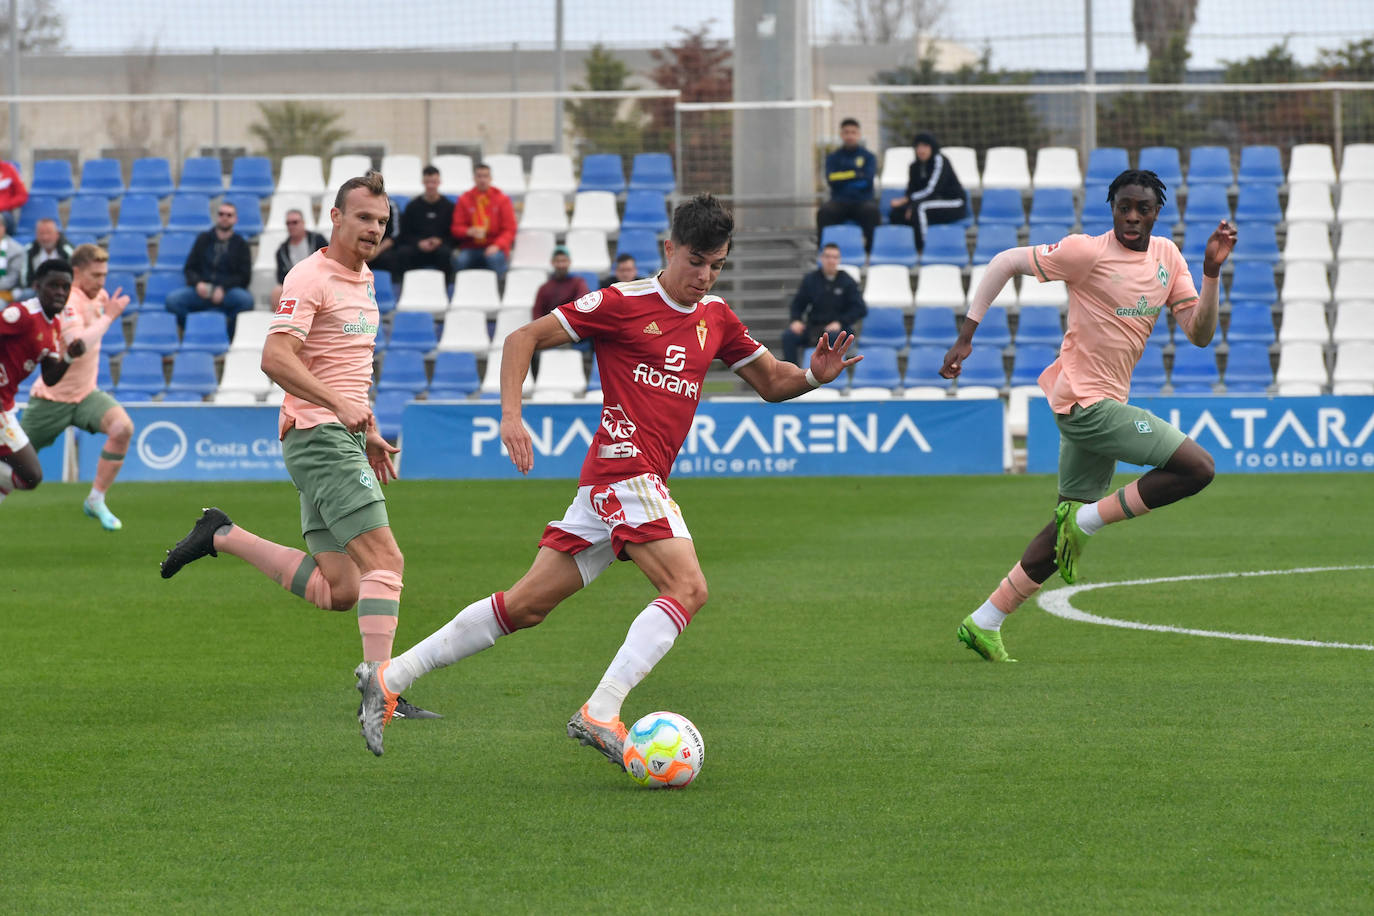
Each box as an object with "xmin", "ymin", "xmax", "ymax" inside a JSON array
[
  {"xmin": 539, "ymin": 473, "xmax": 693, "ymax": 585},
  {"xmin": 0, "ymin": 406, "xmax": 30, "ymax": 458}
]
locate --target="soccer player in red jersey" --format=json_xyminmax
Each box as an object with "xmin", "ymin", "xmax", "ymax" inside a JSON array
[
  {"xmin": 357, "ymin": 194, "xmax": 860, "ymax": 758},
  {"xmin": 0, "ymin": 259, "xmax": 82, "ymax": 507}
]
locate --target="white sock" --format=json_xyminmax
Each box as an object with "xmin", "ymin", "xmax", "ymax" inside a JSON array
[
  {"xmin": 585, "ymin": 599, "xmax": 684, "ymax": 722},
  {"xmin": 384, "ymin": 595, "xmax": 506, "ymax": 694},
  {"xmin": 86, "ymin": 487, "xmax": 106, "ymax": 504},
  {"xmin": 1075, "ymin": 501, "xmax": 1105, "ymax": 536},
  {"xmin": 970, "ymin": 600, "xmax": 1009, "ymax": 631}
]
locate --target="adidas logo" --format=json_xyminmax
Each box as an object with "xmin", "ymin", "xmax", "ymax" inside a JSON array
[{"xmin": 643, "ymin": 321, "xmax": 662, "ymax": 335}]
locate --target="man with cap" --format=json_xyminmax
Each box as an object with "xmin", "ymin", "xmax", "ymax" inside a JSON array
[{"xmin": 531, "ymin": 244, "xmax": 590, "ymax": 321}]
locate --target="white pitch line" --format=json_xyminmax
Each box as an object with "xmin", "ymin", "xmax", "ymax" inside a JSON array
[{"xmin": 1036, "ymin": 565, "xmax": 1374, "ymax": 651}]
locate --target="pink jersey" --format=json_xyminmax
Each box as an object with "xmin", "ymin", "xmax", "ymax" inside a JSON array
[
  {"xmin": 0, "ymin": 299, "xmax": 61, "ymax": 411},
  {"xmin": 1031, "ymin": 232, "xmax": 1199, "ymax": 412},
  {"xmin": 31, "ymin": 284, "xmax": 106, "ymax": 403},
  {"xmin": 268, "ymin": 249, "xmax": 380, "ymax": 438},
  {"xmin": 553, "ymin": 276, "xmax": 766, "ymax": 486}
]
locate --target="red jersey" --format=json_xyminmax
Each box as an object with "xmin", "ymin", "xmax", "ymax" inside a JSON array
[
  {"xmin": 553, "ymin": 276, "xmax": 766, "ymax": 486},
  {"xmin": 0, "ymin": 298, "xmax": 61, "ymax": 411}
]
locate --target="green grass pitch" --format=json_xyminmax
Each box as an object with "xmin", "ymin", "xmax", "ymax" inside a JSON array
[{"xmin": 2, "ymin": 474, "xmax": 1370, "ymax": 913}]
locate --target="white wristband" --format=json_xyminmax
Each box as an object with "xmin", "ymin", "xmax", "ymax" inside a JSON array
[{"xmin": 805, "ymin": 368, "xmax": 821, "ymax": 388}]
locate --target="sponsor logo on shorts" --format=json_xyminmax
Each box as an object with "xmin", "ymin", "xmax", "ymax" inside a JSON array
[
  {"xmin": 601, "ymin": 404, "xmax": 636, "ymax": 440},
  {"xmin": 343, "ymin": 310, "xmax": 379, "ymax": 335},
  {"xmin": 574, "ymin": 290, "xmax": 603, "ymax": 312},
  {"xmin": 359, "ymin": 469, "xmax": 375, "ymax": 488},
  {"xmin": 1135, "ymin": 419, "xmax": 1153, "ymax": 434},
  {"xmin": 590, "ymin": 484, "xmax": 626, "ymax": 524},
  {"xmin": 275, "ymin": 298, "xmax": 297, "ymax": 316},
  {"xmin": 1116, "ymin": 295, "xmax": 1161, "ymax": 318}
]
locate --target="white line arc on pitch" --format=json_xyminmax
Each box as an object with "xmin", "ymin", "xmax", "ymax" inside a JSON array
[{"xmin": 1037, "ymin": 565, "xmax": 1374, "ymax": 651}]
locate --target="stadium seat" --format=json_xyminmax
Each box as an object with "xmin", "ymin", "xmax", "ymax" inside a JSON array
[
  {"xmin": 1138, "ymin": 147, "xmax": 1183, "ymax": 188},
  {"xmin": 528, "ymin": 153, "xmax": 577, "ymax": 196},
  {"xmin": 114, "ymin": 350, "xmax": 166, "ymax": 397},
  {"xmin": 1187, "ymin": 146, "xmax": 1233, "ymax": 186},
  {"xmin": 849, "ymin": 346, "xmax": 900, "ymax": 389},
  {"xmin": 1237, "ymin": 145, "xmax": 1284, "ymax": 186},
  {"xmin": 265, "ymin": 192, "xmax": 314, "ymax": 234},
  {"xmin": 1275, "ymin": 342, "xmax": 1328, "ymax": 390},
  {"xmin": 1332, "ymin": 341, "xmax": 1374, "ymax": 392},
  {"xmin": 128, "ymin": 157, "xmax": 175, "ymax": 198},
  {"xmin": 532, "ymin": 348, "xmax": 587, "ymax": 396},
  {"xmin": 955, "ymin": 343, "xmax": 1007, "ymax": 388},
  {"xmin": 942, "ymin": 146, "xmax": 981, "ymax": 192},
  {"xmin": 229, "ymin": 311, "xmax": 274, "ymax": 351},
  {"xmin": 1031, "ymin": 147, "xmax": 1081, "ymax": 189},
  {"xmin": 1014, "ymin": 306, "xmax": 1062, "ymax": 346},
  {"xmin": 1278, "ymin": 301, "xmax": 1329, "ymax": 344},
  {"xmin": 1279, "ymin": 262, "xmax": 1330, "ymax": 303},
  {"xmin": 629, "ymin": 153, "xmax": 675, "ymax": 193},
  {"xmin": 1286, "ymin": 183, "xmax": 1335, "ymax": 223},
  {"xmin": 1288, "ymin": 143, "xmax": 1337, "ymax": 186},
  {"xmin": 325, "ymin": 154, "xmax": 373, "ymax": 201},
  {"xmin": 484, "ymin": 154, "xmax": 528, "ymax": 197},
  {"xmin": 1027, "ymin": 223, "xmax": 1070, "ymax": 247},
  {"xmin": 577, "ymin": 154, "xmax": 626, "ymax": 194},
  {"xmin": 376, "ymin": 349, "xmax": 428, "ymax": 395},
  {"xmin": 1170, "ymin": 343, "xmax": 1220, "ymax": 392},
  {"xmin": 378, "ymin": 154, "xmax": 423, "ymax": 199},
  {"xmin": 1339, "ymin": 144, "xmax": 1374, "ymax": 183},
  {"xmin": 372, "ymin": 271, "xmax": 396, "ymax": 313},
  {"xmin": 1132, "ymin": 345, "xmax": 1168, "ymax": 395},
  {"xmin": 1080, "ymin": 211, "xmax": 1111, "ymax": 236},
  {"xmin": 104, "ymin": 270, "xmax": 139, "ymax": 306},
  {"xmin": 1225, "ymin": 303, "xmax": 1275, "ymax": 344},
  {"xmin": 819, "ymin": 224, "xmax": 866, "ymax": 265},
  {"xmin": 975, "ymin": 306, "xmax": 1012, "ymax": 348},
  {"xmin": 1184, "ymin": 184, "xmax": 1230, "ymax": 227},
  {"xmin": 507, "ymin": 228, "xmax": 554, "ymax": 272},
  {"xmin": 114, "ymin": 193, "xmax": 163, "ymax": 237},
  {"xmin": 857, "ymin": 308, "xmax": 906, "ymax": 350},
  {"xmin": 166, "ymin": 193, "xmax": 212, "ymax": 234},
  {"xmin": 1010, "ymin": 343, "xmax": 1057, "ymax": 386},
  {"xmin": 1234, "ymin": 184, "xmax": 1281, "ymax": 224},
  {"xmin": 64, "ymin": 195, "xmax": 112, "ymax": 238},
  {"xmin": 879, "ymin": 147, "xmax": 915, "ymax": 190},
  {"xmin": 16, "ymin": 196, "xmax": 61, "ymax": 238},
  {"xmin": 617, "ymin": 228, "xmax": 663, "ymax": 273},
  {"xmin": 1149, "ymin": 315, "xmax": 1172, "ymax": 347},
  {"xmin": 972, "ymin": 224, "xmax": 1018, "ymax": 265},
  {"xmin": 128, "ymin": 310, "xmax": 181, "ymax": 355},
  {"xmin": 977, "ymin": 188, "xmax": 1025, "ymax": 226},
  {"xmin": 367, "ymin": 389, "xmax": 409, "ymax": 441},
  {"xmin": 620, "ymin": 189, "xmax": 670, "ymax": 233},
  {"xmin": 386, "ymin": 311, "xmax": 438, "ymax": 354},
  {"xmin": 163, "ymin": 350, "xmax": 218, "ymax": 399},
  {"xmin": 1229, "ymin": 261, "xmax": 1279, "ymax": 305},
  {"xmin": 229, "ymin": 156, "xmax": 275, "ymax": 198},
  {"xmin": 1180, "ymin": 221, "xmax": 1211, "ymax": 261},
  {"xmin": 395, "ymin": 268, "xmax": 449, "ymax": 315},
  {"xmin": 1230, "ymin": 223, "xmax": 1279, "ymax": 264},
  {"xmin": 1029, "ymin": 188, "xmax": 1076, "ymax": 226},
  {"xmin": 500, "ymin": 269, "xmax": 545, "ymax": 311},
  {"xmin": 436, "ymin": 308, "xmax": 489, "ymax": 352},
  {"xmin": 859, "ymin": 264, "xmax": 911, "ymax": 311},
  {"xmin": 180, "ymin": 311, "xmax": 230, "ymax": 354},
  {"xmin": 1336, "ymin": 183, "xmax": 1374, "ymax": 223},
  {"xmin": 1332, "ymin": 302, "xmax": 1374, "ymax": 345},
  {"xmin": 30, "ymin": 159, "xmax": 76, "ymax": 199},
  {"xmin": 913, "ymin": 265, "xmax": 965, "ymax": 309},
  {"xmin": 1085, "ymin": 147, "xmax": 1129, "ymax": 185},
  {"xmin": 78, "ymin": 158, "xmax": 125, "ymax": 199},
  {"xmin": 449, "ymin": 268, "xmax": 501, "ymax": 313},
  {"xmin": 869, "ymin": 225, "xmax": 917, "ymax": 268},
  {"xmin": 1282, "ymin": 222, "xmax": 1333, "ymax": 265},
  {"xmin": 106, "ymin": 231, "xmax": 151, "ymax": 276},
  {"xmin": 153, "ymin": 231, "xmax": 197, "ymax": 274},
  {"xmin": 178, "ymin": 157, "xmax": 224, "ymax": 195},
  {"xmin": 428, "ymin": 351, "xmax": 481, "ymax": 398},
  {"xmin": 224, "ymin": 192, "xmax": 263, "ymax": 239},
  {"xmin": 277, "ymin": 155, "xmax": 327, "ymax": 199},
  {"xmin": 428, "ymin": 153, "xmax": 473, "ymax": 196},
  {"xmin": 142, "ymin": 271, "xmax": 184, "ymax": 310},
  {"xmin": 480, "ymin": 347, "xmax": 533, "ymax": 396},
  {"xmin": 489, "ymin": 307, "xmax": 531, "ymax": 351},
  {"xmin": 519, "ymin": 190, "xmax": 569, "ymax": 233},
  {"xmin": 215, "ymin": 349, "xmax": 273, "ymax": 398},
  {"xmin": 980, "ymin": 147, "xmax": 1031, "ymax": 191},
  {"xmin": 901, "ymin": 345, "xmax": 950, "ymax": 390},
  {"xmin": 920, "ymin": 224, "xmax": 968, "ymax": 267},
  {"xmin": 907, "ymin": 306, "xmax": 956, "ymax": 347},
  {"xmin": 966, "ymin": 264, "xmax": 1017, "ymax": 310},
  {"xmin": 565, "ymin": 228, "xmax": 611, "ymax": 275},
  {"xmin": 1017, "ymin": 275, "xmax": 1068, "ymax": 310},
  {"xmin": 1332, "ymin": 260, "xmax": 1374, "ymax": 303},
  {"xmin": 569, "ymin": 191, "xmax": 620, "ymax": 234},
  {"xmin": 99, "ymin": 316, "xmax": 127, "ymax": 357}
]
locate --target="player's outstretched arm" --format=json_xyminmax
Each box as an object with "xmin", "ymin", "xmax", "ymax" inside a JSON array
[
  {"xmin": 941, "ymin": 246, "xmax": 1034, "ymax": 378},
  {"xmin": 261, "ymin": 333, "xmax": 372, "ymax": 433},
  {"xmin": 500, "ymin": 313, "xmax": 574, "ymax": 474},
  {"xmin": 1182, "ymin": 220, "xmax": 1238, "ymax": 348},
  {"xmin": 735, "ymin": 332, "xmax": 862, "ymax": 403}
]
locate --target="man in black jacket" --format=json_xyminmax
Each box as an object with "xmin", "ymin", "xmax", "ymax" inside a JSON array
[
  {"xmin": 817, "ymin": 118, "xmax": 881, "ymax": 251},
  {"xmin": 782, "ymin": 242, "xmax": 867, "ymax": 365},
  {"xmin": 889, "ymin": 131, "xmax": 968, "ymax": 252},
  {"xmin": 165, "ymin": 199, "xmax": 254, "ymax": 333},
  {"xmin": 394, "ymin": 164, "xmax": 455, "ymax": 285}
]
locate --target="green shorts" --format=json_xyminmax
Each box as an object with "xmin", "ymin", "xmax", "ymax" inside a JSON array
[
  {"xmin": 1055, "ymin": 399, "xmax": 1188, "ymax": 502},
  {"xmin": 281, "ymin": 423, "xmax": 390, "ymax": 554},
  {"xmin": 19, "ymin": 391, "xmax": 121, "ymax": 450}
]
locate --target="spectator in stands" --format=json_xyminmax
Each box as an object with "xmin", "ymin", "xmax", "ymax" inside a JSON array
[
  {"xmin": 531, "ymin": 245, "xmax": 589, "ymax": 321},
  {"xmin": 600, "ymin": 252, "xmax": 639, "ymax": 289},
  {"xmin": 888, "ymin": 131, "xmax": 967, "ymax": 253},
  {"xmin": 0, "ymin": 218, "xmax": 27, "ymax": 301},
  {"xmin": 816, "ymin": 117, "xmax": 880, "ymax": 252},
  {"xmin": 782, "ymin": 242, "xmax": 866, "ymax": 366},
  {"xmin": 0, "ymin": 160, "xmax": 28, "ymax": 235},
  {"xmin": 271, "ymin": 209, "xmax": 327, "ymax": 308},
  {"xmin": 26, "ymin": 218, "xmax": 74, "ymax": 279},
  {"xmin": 165, "ymin": 199, "xmax": 254, "ymax": 333},
  {"xmin": 395, "ymin": 164, "xmax": 456, "ymax": 285},
  {"xmin": 365, "ymin": 196, "xmax": 402, "ymax": 279},
  {"xmin": 451, "ymin": 163, "xmax": 516, "ymax": 276}
]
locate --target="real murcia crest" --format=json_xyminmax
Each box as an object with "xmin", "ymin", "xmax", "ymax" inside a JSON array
[{"xmin": 696, "ymin": 319, "xmax": 708, "ymax": 350}]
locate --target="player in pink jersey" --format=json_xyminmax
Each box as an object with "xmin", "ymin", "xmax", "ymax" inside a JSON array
[
  {"xmin": 21, "ymin": 244, "xmax": 134, "ymax": 530},
  {"xmin": 941, "ymin": 170, "xmax": 1236, "ymax": 662},
  {"xmin": 357, "ymin": 194, "xmax": 860, "ymax": 759},
  {"xmin": 160, "ymin": 172, "xmax": 437, "ymax": 720},
  {"xmin": 0, "ymin": 259, "xmax": 83, "ymax": 507}
]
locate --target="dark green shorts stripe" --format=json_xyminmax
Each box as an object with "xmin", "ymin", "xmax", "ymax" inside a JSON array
[
  {"xmin": 356, "ymin": 598, "xmax": 399, "ymax": 617},
  {"xmin": 99, "ymin": 449, "xmax": 125, "ymax": 461},
  {"xmin": 289, "ymin": 555, "xmax": 317, "ymax": 598},
  {"xmin": 1117, "ymin": 488, "xmax": 1136, "ymax": 519}
]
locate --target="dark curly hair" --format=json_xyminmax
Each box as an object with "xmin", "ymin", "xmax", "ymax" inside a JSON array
[{"xmin": 1107, "ymin": 169, "xmax": 1167, "ymax": 206}]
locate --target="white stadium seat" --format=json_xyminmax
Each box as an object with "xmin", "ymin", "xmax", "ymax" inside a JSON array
[
  {"xmin": 276, "ymin": 155, "xmax": 326, "ymax": 199},
  {"xmin": 1285, "ymin": 183, "xmax": 1334, "ymax": 223},
  {"xmin": 569, "ymin": 191, "xmax": 620, "ymax": 234},
  {"xmin": 1332, "ymin": 301, "xmax": 1374, "ymax": 345},
  {"xmin": 942, "ymin": 146, "xmax": 981, "ymax": 192},
  {"xmin": 913, "ymin": 264, "xmax": 965, "ymax": 309},
  {"xmin": 1277, "ymin": 301, "xmax": 1329, "ymax": 344},
  {"xmin": 533, "ymin": 348, "xmax": 587, "ymax": 396},
  {"xmin": 230, "ymin": 311, "xmax": 275, "ymax": 352},
  {"xmin": 1332, "ymin": 341, "xmax": 1374, "ymax": 392},
  {"xmin": 436, "ymin": 308, "xmax": 491, "ymax": 353},
  {"xmin": 480, "ymin": 347, "xmax": 533, "ymax": 395},
  {"xmin": 395, "ymin": 268, "xmax": 449, "ymax": 315},
  {"xmin": 501, "ymin": 269, "xmax": 546, "ymax": 311},
  {"xmin": 879, "ymin": 147, "xmax": 915, "ymax": 190},
  {"xmin": 847, "ymin": 386, "xmax": 895, "ymax": 400},
  {"xmin": 250, "ymin": 229, "xmax": 285, "ymax": 303},
  {"xmin": 432, "ymin": 154, "xmax": 474, "ymax": 196},
  {"xmin": 1016, "ymin": 275, "xmax": 1069, "ymax": 310},
  {"xmin": 527, "ymin": 153, "xmax": 577, "ymax": 196},
  {"xmin": 1333, "ymin": 260, "xmax": 1374, "ymax": 302},
  {"xmin": 981, "ymin": 147, "xmax": 1032, "ymax": 191},
  {"xmin": 1282, "ymin": 222, "xmax": 1333, "ymax": 265},
  {"xmin": 967, "ymin": 264, "xmax": 1016, "ymax": 310},
  {"xmin": 218, "ymin": 349, "xmax": 274, "ymax": 397},
  {"xmin": 1339, "ymin": 144, "xmax": 1374, "ymax": 183},
  {"xmin": 265, "ymin": 192, "xmax": 315, "ymax": 234},
  {"xmin": 449, "ymin": 269, "xmax": 502, "ymax": 313},
  {"xmin": 1287, "ymin": 143, "xmax": 1337, "ymax": 186},
  {"xmin": 1032, "ymin": 147, "xmax": 1082, "ymax": 189},
  {"xmin": 483, "ymin": 153, "xmax": 527, "ymax": 197},
  {"xmin": 509, "ymin": 229, "xmax": 556, "ymax": 271},
  {"xmin": 1335, "ymin": 221, "xmax": 1374, "ymax": 260},
  {"xmin": 518, "ymin": 190, "xmax": 569, "ymax": 234},
  {"xmin": 325, "ymin": 154, "xmax": 373, "ymax": 204},
  {"xmin": 862, "ymin": 264, "xmax": 913, "ymax": 310},
  {"xmin": 1274, "ymin": 342, "xmax": 1328, "ymax": 389},
  {"xmin": 565, "ymin": 228, "xmax": 611, "ymax": 275},
  {"xmin": 1336, "ymin": 183, "xmax": 1374, "ymax": 223},
  {"xmin": 1279, "ymin": 262, "xmax": 1331, "ymax": 304},
  {"xmin": 381, "ymin": 154, "xmax": 424, "ymax": 199},
  {"xmin": 489, "ymin": 307, "xmax": 532, "ymax": 351}
]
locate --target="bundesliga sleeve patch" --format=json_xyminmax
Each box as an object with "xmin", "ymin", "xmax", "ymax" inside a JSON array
[
  {"xmin": 1040, "ymin": 242, "xmax": 1060, "ymax": 255},
  {"xmin": 275, "ymin": 298, "xmax": 298, "ymax": 316},
  {"xmin": 573, "ymin": 290, "xmax": 603, "ymax": 312}
]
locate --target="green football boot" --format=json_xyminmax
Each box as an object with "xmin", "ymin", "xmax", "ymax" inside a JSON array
[
  {"xmin": 1054, "ymin": 500, "xmax": 1088, "ymax": 585},
  {"xmin": 957, "ymin": 616, "xmax": 1017, "ymax": 662}
]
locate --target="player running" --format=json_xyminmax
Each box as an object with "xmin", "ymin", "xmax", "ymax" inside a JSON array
[
  {"xmin": 159, "ymin": 171, "xmax": 436, "ymax": 718},
  {"xmin": 356, "ymin": 194, "xmax": 860, "ymax": 757},
  {"xmin": 20, "ymin": 244, "xmax": 134, "ymax": 530},
  {"xmin": 0, "ymin": 260, "xmax": 82, "ymax": 507},
  {"xmin": 943, "ymin": 169, "xmax": 1236, "ymax": 662}
]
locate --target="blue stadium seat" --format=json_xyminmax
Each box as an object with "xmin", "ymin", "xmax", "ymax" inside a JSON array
[
  {"xmin": 390, "ymin": 194, "xmax": 410, "ymax": 213},
  {"xmin": 616, "ymin": 229, "xmax": 663, "ymax": 273},
  {"xmin": 1148, "ymin": 316, "xmax": 1171, "ymax": 346},
  {"xmin": 229, "ymin": 156, "xmax": 275, "ymax": 198},
  {"xmin": 879, "ymin": 188, "xmax": 906, "ymax": 223},
  {"xmin": 858, "ymin": 308, "xmax": 906, "ymax": 350},
  {"xmin": 955, "ymin": 343, "xmax": 1007, "ymax": 388},
  {"xmin": 849, "ymin": 346, "xmax": 900, "ymax": 389},
  {"xmin": 165, "ymin": 350, "xmax": 218, "ymax": 398},
  {"xmin": 1234, "ymin": 185, "xmax": 1281, "ymax": 224},
  {"xmin": 1156, "ymin": 192, "xmax": 1181, "ymax": 228},
  {"xmin": 1081, "ymin": 215, "xmax": 1112, "ymax": 237},
  {"xmin": 377, "ymin": 349, "xmax": 427, "ymax": 395},
  {"xmin": 1229, "ymin": 261, "xmax": 1277, "ymax": 304},
  {"xmin": 166, "ymin": 193, "xmax": 212, "ymax": 234},
  {"xmin": 1132, "ymin": 344, "xmax": 1167, "ymax": 395},
  {"xmin": 1237, "ymin": 146, "xmax": 1283, "ymax": 186},
  {"xmin": 1180, "ymin": 221, "xmax": 1211, "ymax": 261},
  {"xmin": 106, "ymin": 231, "xmax": 151, "ymax": 276},
  {"xmin": 65, "ymin": 232, "xmax": 100, "ymax": 248},
  {"xmin": 1170, "ymin": 343, "xmax": 1220, "ymax": 392},
  {"xmin": 975, "ymin": 307, "xmax": 1012, "ymax": 348},
  {"xmin": 66, "ymin": 195, "xmax": 113, "ymax": 237},
  {"xmin": 178, "ymin": 157, "xmax": 224, "ymax": 195},
  {"xmin": 116, "ymin": 193, "xmax": 165, "ymax": 237},
  {"xmin": 114, "ymin": 350, "xmax": 166, "ymax": 397},
  {"xmin": 386, "ymin": 312, "xmax": 438, "ymax": 353},
  {"xmin": 1086, "ymin": 148, "xmax": 1129, "ymax": 185},
  {"xmin": 977, "ymin": 188, "xmax": 1025, "ymax": 227},
  {"xmin": 1014, "ymin": 306, "xmax": 1063, "ymax": 346},
  {"xmin": 79, "ymin": 158, "xmax": 125, "ymax": 199},
  {"xmin": 1029, "ymin": 188, "xmax": 1076, "ymax": 226},
  {"xmin": 142, "ymin": 271, "xmax": 183, "ymax": 310},
  {"xmin": 128, "ymin": 310, "xmax": 181, "ymax": 355},
  {"xmin": 128, "ymin": 157, "xmax": 175, "ymax": 198},
  {"xmin": 100, "ymin": 318, "xmax": 127, "ymax": 357},
  {"xmin": 620, "ymin": 189, "xmax": 669, "ymax": 233},
  {"xmin": 104, "ymin": 271, "xmax": 140, "ymax": 308},
  {"xmin": 371, "ymin": 271, "xmax": 396, "ymax": 313},
  {"xmin": 629, "ymin": 153, "xmax": 675, "ymax": 193},
  {"xmin": 1223, "ymin": 342, "xmax": 1273, "ymax": 392},
  {"xmin": 1188, "ymin": 146, "xmax": 1233, "ymax": 187},
  {"xmin": 428, "ymin": 351, "xmax": 480, "ymax": 398},
  {"xmin": 1028, "ymin": 223, "xmax": 1071, "ymax": 247},
  {"xmin": 1229, "ymin": 224, "xmax": 1279, "ymax": 266},
  {"xmin": 920, "ymin": 224, "xmax": 968, "ymax": 267},
  {"xmin": 224, "ymin": 192, "xmax": 263, "ymax": 239},
  {"xmin": 868, "ymin": 225, "xmax": 917, "ymax": 268},
  {"xmin": 1226, "ymin": 303, "xmax": 1275, "ymax": 344},
  {"xmin": 1184, "ymin": 184, "xmax": 1230, "ymax": 226},
  {"xmin": 908, "ymin": 306, "xmax": 957, "ymax": 348},
  {"xmin": 1138, "ymin": 146, "xmax": 1183, "ymax": 188},
  {"xmin": 819, "ymin": 224, "xmax": 865, "ymax": 265},
  {"xmin": 902, "ymin": 345, "xmax": 951, "ymax": 389},
  {"xmin": 578, "ymin": 154, "xmax": 626, "ymax": 194},
  {"xmin": 373, "ymin": 390, "xmax": 411, "ymax": 441},
  {"xmin": 30, "ymin": 159, "xmax": 76, "ymax": 199},
  {"xmin": 972, "ymin": 224, "xmax": 1018, "ymax": 265},
  {"xmin": 1010, "ymin": 343, "xmax": 1057, "ymax": 386},
  {"xmin": 154, "ymin": 232, "xmax": 197, "ymax": 273},
  {"xmin": 180, "ymin": 311, "xmax": 230, "ymax": 354},
  {"xmin": 16, "ymin": 196, "xmax": 61, "ymax": 238},
  {"xmin": 96, "ymin": 351, "xmax": 115, "ymax": 389}
]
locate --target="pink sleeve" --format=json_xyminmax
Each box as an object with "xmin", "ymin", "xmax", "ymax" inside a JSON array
[
  {"xmin": 965, "ymin": 247, "xmax": 1033, "ymax": 322},
  {"xmin": 1028, "ymin": 234, "xmax": 1095, "ymax": 285},
  {"xmin": 269, "ymin": 271, "xmax": 324, "ymax": 339},
  {"xmin": 1167, "ymin": 249, "xmax": 1204, "ymax": 336}
]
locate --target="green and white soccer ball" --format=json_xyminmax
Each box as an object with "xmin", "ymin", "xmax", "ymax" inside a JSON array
[{"xmin": 622, "ymin": 711, "xmax": 705, "ymax": 789}]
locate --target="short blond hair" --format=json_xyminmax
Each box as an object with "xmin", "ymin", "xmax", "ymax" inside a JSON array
[
  {"xmin": 71, "ymin": 243, "xmax": 109, "ymax": 269},
  {"xmin": 334, "ymin": 169, "xmax": 387, "ymax": 212}
]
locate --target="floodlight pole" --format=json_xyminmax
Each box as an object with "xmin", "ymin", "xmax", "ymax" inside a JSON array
[
  {"xmin": 9, "ymin": 0, "xmax": 19, "ymax": 161},
  {"xmin": 552, "ymin": 0, "xmax": 565, "ymax": 153},
  {"xmin": 1083, "ymin": 0, "xmax": 1097, "ymax": 157}
]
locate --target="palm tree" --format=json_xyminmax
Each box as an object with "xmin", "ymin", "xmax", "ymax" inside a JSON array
[
  {"xmin": 1132, "ymin": 0, "xmax": 1198, "ymax": 82},
  {"xmin": 247, "ymin": 102, "xmax": 351, "ymax": 170}
]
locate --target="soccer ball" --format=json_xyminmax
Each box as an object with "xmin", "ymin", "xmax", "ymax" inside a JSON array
[{"xmin": 622, "ymin": 711, "xmax": 705, "ymax": 789}]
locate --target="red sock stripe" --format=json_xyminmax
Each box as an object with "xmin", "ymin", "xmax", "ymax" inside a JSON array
[
  {"xmin": 653, "ymin": 596, "xmax": 689, "ymax": 634},
  {"xmin": 491, "ymin": 591, "xmax": 513, "ymax": 635}
]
